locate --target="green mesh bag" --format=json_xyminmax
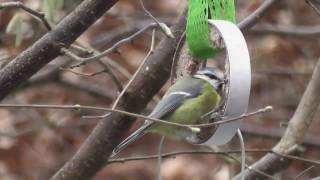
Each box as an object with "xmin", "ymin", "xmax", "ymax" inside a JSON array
[{"xmin": 187, "ymin": 0, "xmax": 236, "ymax": 60}]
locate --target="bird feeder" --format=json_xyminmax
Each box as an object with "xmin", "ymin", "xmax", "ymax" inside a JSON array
[{"xmin": 187, "ymin": 20, "xmax": 251, "ymax": 145}]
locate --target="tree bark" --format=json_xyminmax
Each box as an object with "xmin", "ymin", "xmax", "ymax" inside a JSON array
[
  {"xmin": 234, "ymin": 59, "xmax": 320, "ymax": 179},
  {"xmin": 0, "ymin": 0, "xmax": 118, "ymax": 99},
  {"xmin": 50, "ymin": 10, "xmax": 187, "ymax": 180}
]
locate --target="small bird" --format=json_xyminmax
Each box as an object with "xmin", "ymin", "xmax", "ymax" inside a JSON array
[{"xmin": 112, "ymin": 68, "xmax": 223, "ymax": 157}]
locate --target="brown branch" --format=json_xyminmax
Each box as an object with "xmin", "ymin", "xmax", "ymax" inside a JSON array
[
  {"xmin": 64, "ymin": 43, "xmax": 124, "ymax": 92},
  {"xmin": 90, "ymin": 17, "xmax": 172, "ymax": 48},
  {"xmin": 238, "ymin": 0, "xmax": 278, "ymax": 30},
  {"xmin": 65, "ymin": 23, "xmax": 156, "ymax": 67},
  {"xmin": 0, "ymin": 1, "xmax": 51, "ymax": 30},
  {"xmin": 60, "ymin": 67, "xmax": 108, "ymax": 77},
  {"xmin": 0, "ymin": 1, "xmax": 280, "ymax": 179},
  {"xmin": 234, "ymin": 59, "xmax": 320, "ymax": 179},
  {"xmin": 241, "ymin": 123, "xmax": 320, "ymax": 148},
  {"xmin": 0, "ymin": 0, "xmax": 118, "ymax": 100},
  {"xmin": 63, "ymin": 22, "xmax": 167, "ymax": 68},
  {"xmin": 139, "ymin": 0, "xmax": 174, "ymax": 38},
  {"xmin": 294, "ymin": 166, "xmax": 315, "ymax": 179},
  {"xmin": 106, "ymin": 147, "xmax": 319, "ymax": 179},
  {"xmin": 250, "ymin": 24, "xmax": 320, "ymax": 37},
  {"xmin": 111, "ymin": 29, "xmax": 156, "ymax": 109},
  {"xmin": 49, "ymin": 9, "xmax": 188, "ymax": 180},
  {"xmin": 108, "ymin": 149, "xmax": 271, "ymax": 164},
  {"xmin": 0, "ymin": 104, "xmax": 271, "ymax": 129},
  {"xmin": 306, "ymin": 0, "xmax": 320, "ymax": 16},
  {"xmin": 96, "ymin": 60, "xmax": 124, "ymax": 92}
]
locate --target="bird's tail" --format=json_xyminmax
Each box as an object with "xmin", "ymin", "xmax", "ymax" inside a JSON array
[{"xmin": 111, "ymin": 122, "xmax": 152, "ymax": 157}]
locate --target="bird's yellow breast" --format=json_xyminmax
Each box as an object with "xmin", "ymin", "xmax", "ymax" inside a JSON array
[{"xmin": 149, "ymin": 83, "xmax": 220, "ymax": 139}]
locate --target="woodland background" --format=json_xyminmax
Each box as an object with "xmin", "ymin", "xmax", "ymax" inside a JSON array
[{"xmin": 0, "ymin": 0, "xmax": 320, "ymax": 179}]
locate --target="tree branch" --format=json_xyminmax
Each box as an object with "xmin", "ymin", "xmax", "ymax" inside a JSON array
[
  {"xmin": 238, "ymin": 0, "xmax": 278, "ymax": 30},
  {"xmin": 0, "ymin": 0, "xmax": 118, "ymax": 99},
  {"xmin": 250, "ymin": 24, "xmax": 320, "ymax": 37},
  {"xmin": 50, "ymin": 9, "xmax": 188, "ymax": 180},
  {"xmin": 0, "ymin": 1, "xmax": 51, "ymax": 30},
  {"xmin": 0, "ymin": 0, "xmax": 280, "ymax": 179},
  {"xmin": 234, "ymin": 59, "xmax": 320, "ymax": 179}
]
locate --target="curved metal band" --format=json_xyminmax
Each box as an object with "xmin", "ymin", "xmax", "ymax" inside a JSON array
[{"xmin": 200, "ymin": 20, "xmax": 251, "ymax": 145}]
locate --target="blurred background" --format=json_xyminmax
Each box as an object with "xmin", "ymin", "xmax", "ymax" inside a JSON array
[{"xmin": 0, "ymin": 0, "xmax": 320, "ymax": 179}]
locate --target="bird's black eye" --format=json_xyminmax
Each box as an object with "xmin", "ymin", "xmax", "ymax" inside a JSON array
[{"xmin": 205, "ymin": 73, "xmax": 219, "ymax": 80}]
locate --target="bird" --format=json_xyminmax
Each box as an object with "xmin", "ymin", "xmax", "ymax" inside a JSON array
[{"xmin": 111, "ymin": 68, "xmax": 223, "ymax": 157}]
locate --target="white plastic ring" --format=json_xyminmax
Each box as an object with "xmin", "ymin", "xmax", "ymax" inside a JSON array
[{"xmin": 199, "ymin": 20, "xmax": 251, "ymax": 145}]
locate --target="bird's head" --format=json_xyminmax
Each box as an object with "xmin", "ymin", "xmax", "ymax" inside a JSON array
[{"xmin": 192, "ymin": 68, "xmax": 224, "ymax": 90}]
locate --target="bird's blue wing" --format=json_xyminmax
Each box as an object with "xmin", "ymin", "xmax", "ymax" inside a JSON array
[
  {"xmin": 112, "ymin": 78, "xmax": 204, "ymax": 157},
  {"xmin": 148, "ymin": 79, "xmax": 203, "ymax": 119}
]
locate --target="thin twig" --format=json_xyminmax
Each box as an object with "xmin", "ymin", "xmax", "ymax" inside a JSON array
[
  {"xmin": 251, "ymin": 24, "xmax": 320, "ymax": 37},
  {"xmin": 0, "ymin": 2, "xmax": 51, "ymax": 30},
  {"xmin": 0, "ymin": 104, "xmax": 272, "ymax": 129},
  {"xmin": 235, "ymin": 57, "xmax": 320, "ymax": 179},
  {"xmin": 62, "ymin": 3, "xmax": 174, "ymax": 68},
  {"xmin": 294, "ymin": 165, "xmax": 314, "ymax": 180},
  {"xmin": 201, "ymin": 106, "xmax": 273, "ymax": 124},
  {"xmin": 306, "ymin": 0, "xmax": 320, "ymax": 16},
  {"xmin": 238, "ymin": 0, "xmax": 277, "ymax": 30},
  {"xmin": 70, "ymin": 44, "xmax": 94, "ymax": 54},
  {"xmin": 111, "ymin": 28, "xmax": 156, "ymax": 109},
  {"xmin": 61, "ymin": 63, "xmax": 123, "ymax": 92},
  {"xmin": 60, "ymin": 38, "xmax": 124, "ymax": 92},
  {"xmin": 60, "ymin": 67, "xmax": 108, "ymax": 77},
  {"xmin": 237, "ymin": 129, "xmax": 245, "ymax": 180},
  {"xmin": 139, "ymin": 0, "xmax": 174, "ymax": 38},
  {"xmin": 62, "ymin": 23, "xmax": 157, "ymax": 67},
  {"xmin": 96, "ymin": 60, "xmax": 124, "ymax": 91},
  {"xmin": 69, "ymin": 42, "xmax": 124, "ymax": 92},
  {"xmin": 157, "ymin": 136, "xmax": 165, "ymax": 180},
  {"xmin": 170, "ymin": 31, "xmax": 186, "ymax": 84},
  {"xmin": 224, "ymin": 152, "xmax": 278, "ymax": 180},
  {"xmin": 272, "ymin": 152, "xmax": 320, "ymax": 166},
  {"xmin": 108, "ymin": 149, "xmax": 271, "ymax": 164},
  {"xmin": 108, "ymin": 149, "xmax": 277, "ymax": 179}
]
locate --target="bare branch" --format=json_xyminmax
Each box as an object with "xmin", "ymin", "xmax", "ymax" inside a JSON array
[
  {"xmin": 0, "ymin": 0, "xmax": 119, "ymax": 100},
  {"xmin": 60, "ymin": 67, "xmax": 108, "ymax": 77},
  {"xmin": 0, "ymin": 1, "xmax": 51, "ymax": 30},
  {"xmin": 108, "ymin": 149, "xmax": 271, "ymax": 164},
  {"xmin": 234, "ymin": 59, "xmax": 320, "ymax": 179},
  {"xmin": 96, "ymin": 60, "xmax": 124, "ymax": 92},
  {"xmin": 111, "ymin": 28, "xmax": 156, "ymax": 109},
  {"xmin": 50, "ymin": 9, "xmax": 188, "ymax": 179},
  {"xmin": 294, "ymin": 166, "xmax": 315, "ymax": 180},
  {"xmin": 242, "ymin": 123, "xmax": 320, "ymax": 148},
  {"xmin": 0, "ymin": 1, "xmax": 282, "ymax": 179},
  {"xmin": 0, "ymin": 104, "xmax": 272, "ymax": 129},
  {"xmin": 139, "ymin": 0, "xmax": 174, "ymax": 38},
  {"xmin": 108, "ymin": 148, "xmax": 320, "ymax": 177},
  {"xmin": 62, "ymin": 23, "xmax": 157, "ymax": 67},
  {"xmin": 238, "ymin": 0, "xmax": 278, "ymax": 30},
  {"xmin": 65, "ymin": 42, "xmax": 124, "ymax": 92},
  {"xmin": 251, "ymin": 24, "xmax": 320, "ymax": 37},
  {"xmin": 306, "ymin": 0, "xmax": 320, "ymax": 16}
]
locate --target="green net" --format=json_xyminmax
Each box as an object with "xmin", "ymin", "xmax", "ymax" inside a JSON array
[{"xmin": 187, "ymin": 0, "xmax": 236, "ymax": 60}]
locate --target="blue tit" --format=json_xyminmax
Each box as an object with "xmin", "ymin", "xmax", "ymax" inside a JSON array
[{"xmin": 112, "ymin": 68, "xmax": 223, "ymax": 156}]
